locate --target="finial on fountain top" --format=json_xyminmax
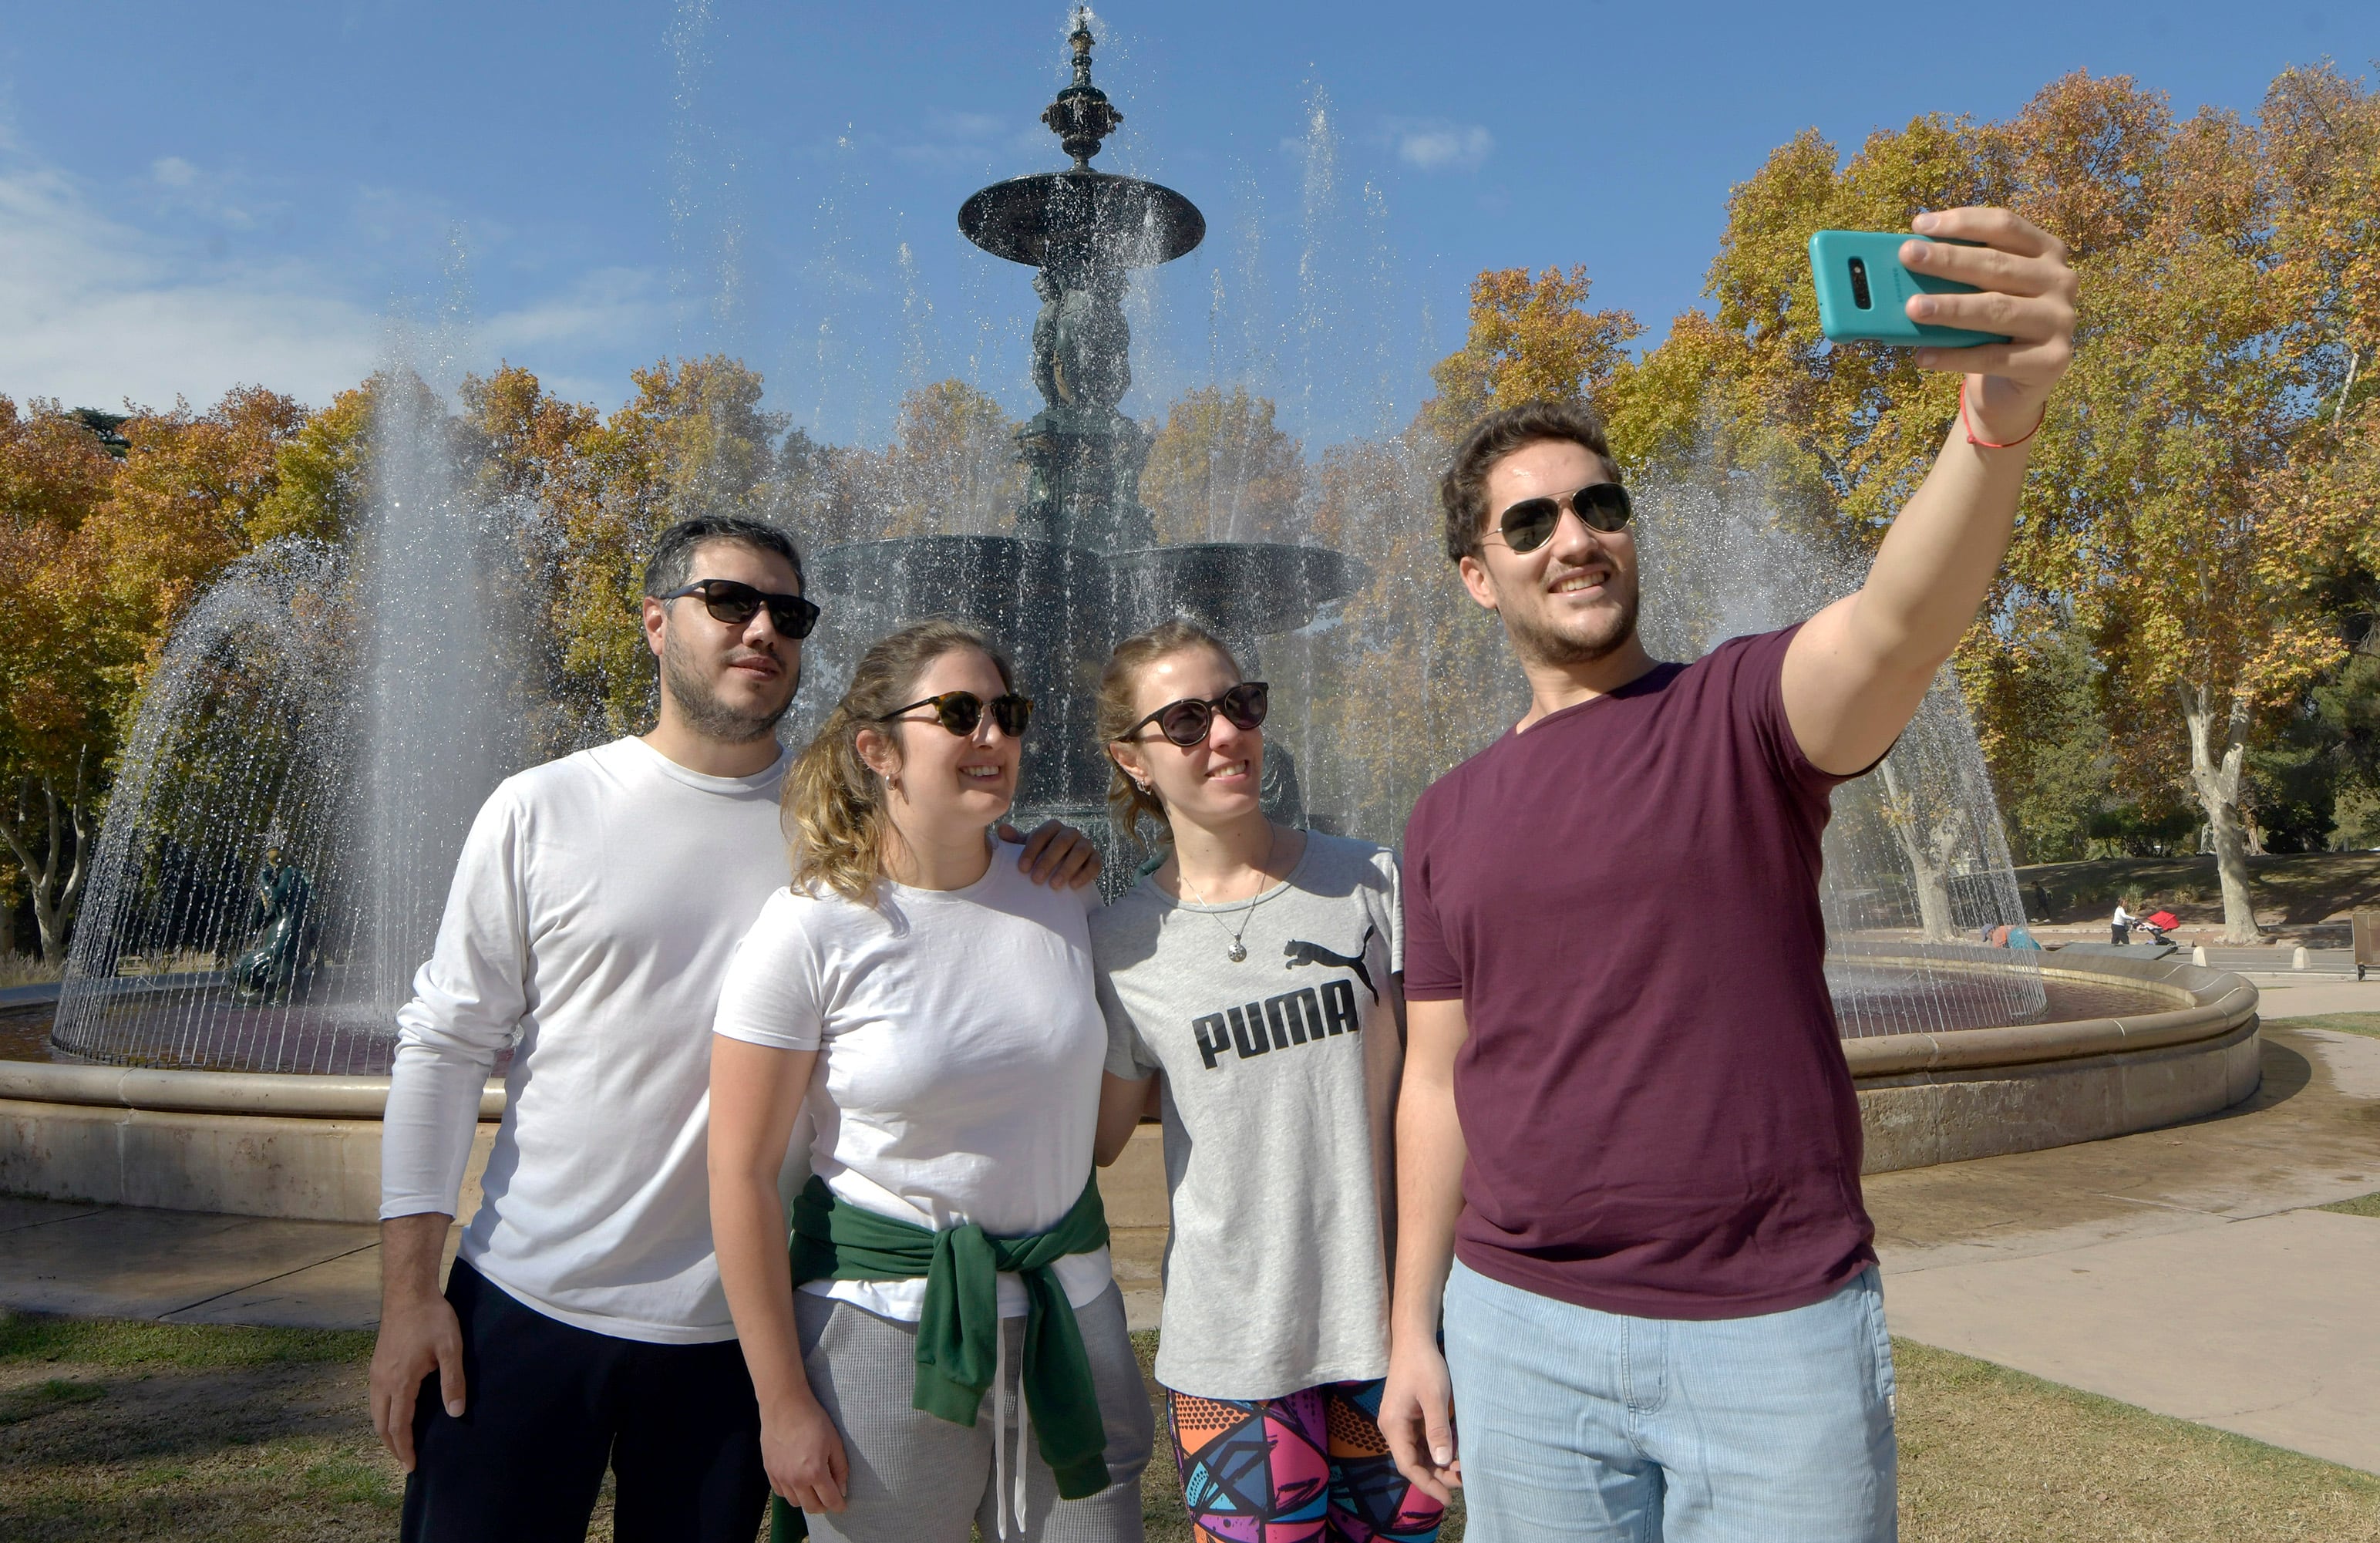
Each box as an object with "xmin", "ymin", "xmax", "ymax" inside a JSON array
[{"xmin": 1042, "ymin": 8, "xmax": 1122, "ymax": 169}]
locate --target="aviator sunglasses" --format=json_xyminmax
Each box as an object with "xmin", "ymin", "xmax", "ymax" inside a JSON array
[
  {"xmin": 1119, "ymin": 682, "xmax": 1270, "ymax": 749},
  {"xmin": 879, "ymin": 690, "xmax": 1035, "ymax": 738},
  {"xmin": 660, "ymin": 578, "xmax": 821, "ymax": 639},
  {"xmin": 1490, "ymin": 481, "xmax": 1634, "ymax": 554}
]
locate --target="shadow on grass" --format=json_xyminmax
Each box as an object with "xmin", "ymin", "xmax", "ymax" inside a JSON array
[{"xmin": 0, "ymin": 1315, "xmax": 374, "ymax": 1369}]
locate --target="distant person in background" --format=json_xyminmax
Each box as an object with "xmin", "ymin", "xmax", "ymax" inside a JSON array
[
  {"xmin": 2112, "ymin": 898, "xmax": 2139, "ymax": 945},
  {"xmin": 369, "ymin": 521, "xmax": 1098, "ymax": 1543}
]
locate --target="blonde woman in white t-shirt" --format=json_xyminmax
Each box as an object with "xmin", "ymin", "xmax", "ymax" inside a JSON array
[{"xmin": 709, "ymin": 619, "xmax": 1151, "ymax": 1543}]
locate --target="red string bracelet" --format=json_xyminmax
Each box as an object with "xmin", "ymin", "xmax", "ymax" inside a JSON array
[{"xmin": 1959, "ymin": 379, "xmax": 2044, "ymax": 450}]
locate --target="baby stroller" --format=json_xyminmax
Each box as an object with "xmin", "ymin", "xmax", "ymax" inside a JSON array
[{"xmin": 2136, "ymin": 909, "xmax": 2180, "ymax": 946}]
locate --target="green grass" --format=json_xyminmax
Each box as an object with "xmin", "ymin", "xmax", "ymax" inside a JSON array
[
  {"xmin": 2318, "ymin": 1192, "xmax": 2380, "ymax": 1219},
  {"xmin": 6, "ymin": 1313, "xmax": 2378, "ymax": 1540},
  {"xmin": 0, "ymin": 1315, "xmax": 375, "ymax": 1370},
  {"xmin": 1895, "ymin": 1339, "xmax": 2380, "ymax": 1540},
  {"xmin": 2269, "ymin": 1013, "xmax": 2380, "ymax": 1040},
  {"xmin": 0, "ymin": 1378, "xmax": 106, "ymax": 1427}
]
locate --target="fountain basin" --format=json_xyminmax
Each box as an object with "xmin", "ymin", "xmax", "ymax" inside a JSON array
[
  {"xmin": 1846, "ymin": 949, "xmax": 2260, "ymax": 1172},
  {"xmin": 1106, "ymin": 542, "xmax": 1364, "ymax": 639},
  {"xmin": 0, "ymin": 952, "xmax": 2256, "ymax": 1224},
  {"xmin": 958, "ymin": 171, "xmax": 1205, "ymax": 268}
]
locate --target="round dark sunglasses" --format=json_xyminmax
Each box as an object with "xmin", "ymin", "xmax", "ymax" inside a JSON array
[
  {"xmin": 1119, "ymin": 682, "xmax": 1269, "ymax": 749},
  {"xmin": 878, "ymin": 690, "xmax": 1034, "ymax": 739},
  {"xmin": 1490, "ymin": 481, "xmax": 1633, "ymax": 554},
  {"xmin": 661, "ymin": 578, "xmax": 821, "ymax": 639}
]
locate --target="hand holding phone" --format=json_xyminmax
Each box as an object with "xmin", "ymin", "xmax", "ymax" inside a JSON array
[
  {"xmin": 1806, "ymin": 210, "xmax": 2080, "ymax": 445},
  {"xmin": 1809, "ymin": 231, "xmax": 2010, "ymax": 349}
]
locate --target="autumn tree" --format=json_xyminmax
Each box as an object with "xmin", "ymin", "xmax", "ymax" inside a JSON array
[
  {"xmin": 1286, "ymin": 271, "xmax": 1647, "ymax": 841},
  {"xmin": 0, "ymin": 386, "xmax": 307, "ymax": 961},
  {"xmin": 1421, "ymin": 266, "xmax": 1641, "ymax": 449},
  {"xmin": 0, "ymin": 398, "xmax": 122, "ymax": 960},
  {"xmin": 531, "ymin": 356, "xmax": 793, "ymax": 736},
  {"xmin": 1614, "ymin": 69, "xmax": 2380, "ymax": 937},
  {"xmin": 870, "ymin": 380, "xmax": 1022, "ymax": 540},
  {"xmin": 1140, "ymin": 386, "xmax": 1304, "ymax": 544}
]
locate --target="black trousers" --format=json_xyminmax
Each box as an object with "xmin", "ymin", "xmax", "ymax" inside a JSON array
[{"xmin": 401, "ymin": 1258, "xmax": 769, "ymax": 1543}]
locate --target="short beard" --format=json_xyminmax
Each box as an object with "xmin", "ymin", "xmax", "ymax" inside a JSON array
[
  {"xmin": 661, "ymin": 639, "xmax": 796, "ymax": 745},
  {"xmin": 1501, "ymin": 568, "xmax": 1642, "ymax": 669}
]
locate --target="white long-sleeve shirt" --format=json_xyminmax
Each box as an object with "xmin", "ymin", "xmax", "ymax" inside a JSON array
[{"xmin": 382, "ymin": 736, "xmax": 792, "ymax": 1344}]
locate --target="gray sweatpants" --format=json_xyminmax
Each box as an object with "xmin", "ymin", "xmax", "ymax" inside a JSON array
[{"xmin": 793, "ymin": 1283, "xmax": 1152, "ymax": 1543}]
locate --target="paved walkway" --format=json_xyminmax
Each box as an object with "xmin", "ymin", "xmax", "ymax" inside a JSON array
[
  {"xmin": 0, "ymin": 1201, "xmax": 446, "ymax": 1330},
  {"xmin": 4, "ymin": 987, "xmax": 2375, "ymax": 1471},
  {"xmin": 1871, "ymin": 984, "xmax": 2380, "ymax": 1475}
]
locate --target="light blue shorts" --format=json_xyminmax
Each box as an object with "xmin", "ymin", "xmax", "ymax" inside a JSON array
[{"xmin": 1442, "ymin": 1258, "xmax": 1897, "ymax": 1542}]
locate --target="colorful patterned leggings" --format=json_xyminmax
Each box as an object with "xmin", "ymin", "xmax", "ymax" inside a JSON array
[{"xmin": 1166, "ymin": 1380, "xmax": 1446, "ymax": 1543}]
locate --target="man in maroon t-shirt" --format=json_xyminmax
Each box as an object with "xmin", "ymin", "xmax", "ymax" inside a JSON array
[{"xmin": 1382, "ymin": 208, "xmax": 2077, "ymax": 1540}]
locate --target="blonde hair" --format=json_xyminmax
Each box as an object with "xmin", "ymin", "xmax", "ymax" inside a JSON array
[
  {"xmin": 1094, "ymin": 619, "xmax": 1243, "ymax": 853},
  {"xmin": 783, "ymin": 618, "xmax": 1015, "ymax": 903}
]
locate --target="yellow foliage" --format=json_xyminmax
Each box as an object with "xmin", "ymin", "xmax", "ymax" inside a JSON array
[
  {"xmin": 1140, "ymin": 386, "xmax": 1303, "ymax": 544},
  {"xmin": 1420, "ymin": 266, "xmax": 1641, "ymax": 448}
]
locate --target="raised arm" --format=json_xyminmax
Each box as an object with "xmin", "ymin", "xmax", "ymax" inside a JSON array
[
  {"xmin": 1782, "ymin": 207, "xmax": 2078, "ymax": 776},
  {"xmin": 1378, "ymin": 994, "xmax": 1469, "ymax": 1504},
  {"xmin": 710, "ymin": 1035, "xmax": 848, "ymax": 1515}
]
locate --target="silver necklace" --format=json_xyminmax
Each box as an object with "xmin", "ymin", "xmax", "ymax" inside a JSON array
[{"xmin": 1177, "ymin": 826, "xmax": 1278, "ymax": 963}]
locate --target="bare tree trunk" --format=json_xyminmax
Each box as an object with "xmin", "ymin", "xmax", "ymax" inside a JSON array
[
  {"xmin": 1879, "ymin": 756, "xmax": 1965, "ymax": 943},
  {"xmin": 2178, "ymin": 682, "xmax": 2260, "ymax": 944},
  {"xmin": 0, "ymin": 755, "xmax": 94, "ymax": 965}
]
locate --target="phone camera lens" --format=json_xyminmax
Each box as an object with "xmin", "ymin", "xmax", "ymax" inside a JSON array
[{"xmin": 1847, "ymin": 258, "xmax": 1873, "ymax": 310}]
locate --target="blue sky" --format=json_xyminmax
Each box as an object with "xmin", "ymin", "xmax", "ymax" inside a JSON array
[{"xmin": 2, "ymin": 2, "xmax": 2370, "ymax": 448}]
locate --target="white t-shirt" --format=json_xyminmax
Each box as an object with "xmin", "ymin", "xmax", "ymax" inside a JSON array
[
  {"xmin": 712, "ymin": 841, "xmax": 1113, "ymax": 1320},
  {"xmin": 382, "ymin": 737, "xmax": 796, "ymax": 1344}
]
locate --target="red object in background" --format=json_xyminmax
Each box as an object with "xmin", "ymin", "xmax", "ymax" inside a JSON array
[{"xmin": 2145, "ymin": 910, "xmax": 2180, "ymax": 932}]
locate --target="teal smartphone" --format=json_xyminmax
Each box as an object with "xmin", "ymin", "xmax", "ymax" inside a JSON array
[{"xmin": 1808, "ymin": 231, "xmax": 2008, "ymax": 349}]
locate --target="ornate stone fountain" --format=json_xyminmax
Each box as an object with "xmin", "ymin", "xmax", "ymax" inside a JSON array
[{"xmin": 805, "ymin": 15, "xmax": 1360, "ymax": 834}]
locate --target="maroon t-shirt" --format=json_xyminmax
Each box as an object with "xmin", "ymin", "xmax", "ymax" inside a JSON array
[{"xmin": 1402, "ymin": 625, "xmax": 1877, "ymax": 1320}]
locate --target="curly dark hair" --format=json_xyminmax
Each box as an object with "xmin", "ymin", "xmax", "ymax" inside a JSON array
[{"xmin": 1438, "ymin": 399, "xmax": 1621, "ymax": 566}]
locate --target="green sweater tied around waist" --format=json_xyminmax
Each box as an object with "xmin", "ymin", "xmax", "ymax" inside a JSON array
[{"xmin": 783, "ymin": 1172, "xmax": 1113, "ymax": 1506}]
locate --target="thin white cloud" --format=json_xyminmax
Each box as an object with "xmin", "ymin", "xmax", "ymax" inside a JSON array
[
  {"xmin": 1391, "ymin": 120, "xmax": 1493, "ymax": 174},
  {"xmin": 0, "ymin": 160, "xmax": 379, "ymax": 409},
  {"xmin": 483, "ymin": 267, "xmax": 668, "ymax": 355},
  {"xmin": 0, "ymin": 148, "xmax": 665, "ymax": 413}
]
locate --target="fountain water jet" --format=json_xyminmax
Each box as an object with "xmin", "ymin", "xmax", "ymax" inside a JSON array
[{"xmin": 2, "ymin": 11, "xmax": 2255, "ymax": 1221}]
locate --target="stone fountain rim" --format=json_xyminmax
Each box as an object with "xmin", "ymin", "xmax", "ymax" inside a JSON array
[
  {"xmin": 1828, "ymin": 943, "xmax": 2255, "ymax": 1078},
  {"xmin": 0, "ymin": 950, "xmax": 2247, "ymax": 1117}
]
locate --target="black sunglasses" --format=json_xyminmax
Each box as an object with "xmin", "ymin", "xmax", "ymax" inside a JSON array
[
  {"xmin": 661, "ymin": 578, "xmax": 820, "ymax": 639},
  {"xmin": 1119, "ymin": 682, "xmax": 1269, "ymax": 749},
  {"xmin": 879, "ymin": 691, "xmax": 1034, "ymax": 739},
  {"xmin": 1490, "ymin": 482, "xmax": 1633, "ymax": 554}
]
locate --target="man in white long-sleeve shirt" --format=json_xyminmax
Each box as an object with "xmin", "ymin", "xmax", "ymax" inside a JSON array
[{"xmin": 369, "ymin": 515, "xmax": 1098, "ymax": 1542}]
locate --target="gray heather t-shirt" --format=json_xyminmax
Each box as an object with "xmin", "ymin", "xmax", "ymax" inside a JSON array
[{"xmin": 1092, "ymin": 831, "xmax": 1403, "ymax": 1400}]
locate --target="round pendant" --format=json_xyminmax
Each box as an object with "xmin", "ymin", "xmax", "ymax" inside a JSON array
[{"xmin": 1227, "ymin": 941, "xmax": 1247, "ymax": 962}]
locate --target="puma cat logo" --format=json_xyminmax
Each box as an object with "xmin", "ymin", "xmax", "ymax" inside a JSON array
[{"xmin": 1284, "ymin": 923, "xmax": 1378, "ymax": 1002}]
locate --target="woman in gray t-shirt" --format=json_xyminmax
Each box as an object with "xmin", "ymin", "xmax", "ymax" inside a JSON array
[{"xmin": 1089, "ymin": 621, "xmax": 1443, "ymax": 1543}]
